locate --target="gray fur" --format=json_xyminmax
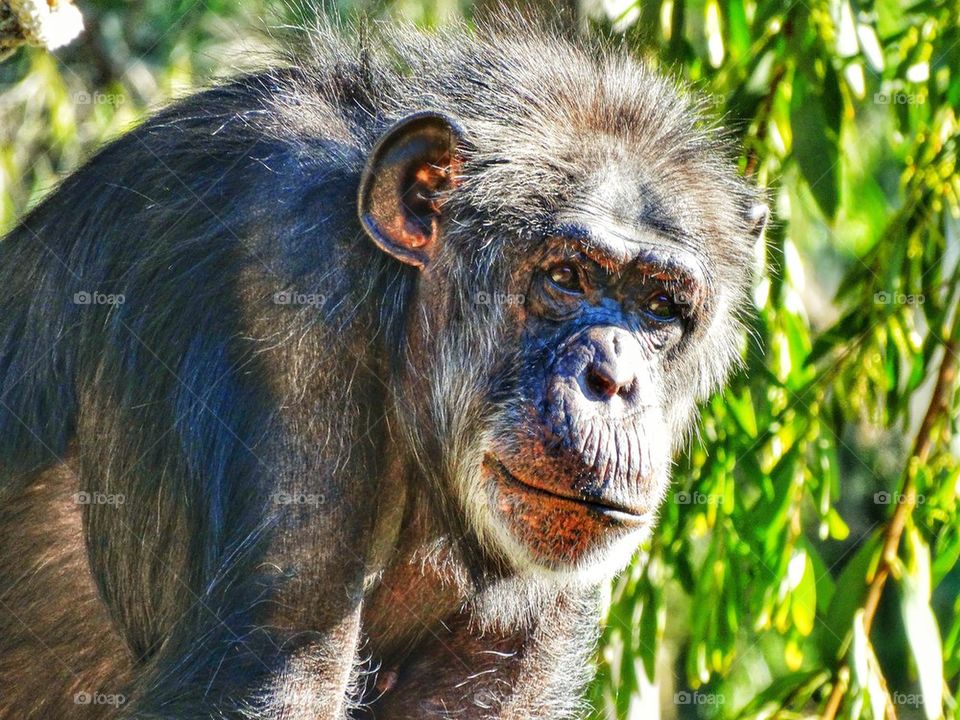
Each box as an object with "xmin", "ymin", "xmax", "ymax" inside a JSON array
[{"xmin": 0, "ymin": 15, "xmax": 761, "ymax": 719}]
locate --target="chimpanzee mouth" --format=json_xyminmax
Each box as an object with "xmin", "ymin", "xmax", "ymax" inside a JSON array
[{"xmin": 485, "ymin": 456, "xmax": 649, "ymax": 527}]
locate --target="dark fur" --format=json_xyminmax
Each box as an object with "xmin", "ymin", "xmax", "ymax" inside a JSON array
[{"xmin": 0, "ymin": 16, "xmax": 761, "ymax": 719}]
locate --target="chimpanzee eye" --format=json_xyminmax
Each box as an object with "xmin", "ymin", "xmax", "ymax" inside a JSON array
[
  {"xmin": 642, "ymin": 291, "xmax": 680, "ymax": 322},
  {"xmin": 547, "ymin": 263, "xmax": 582, "ymax": 294}
]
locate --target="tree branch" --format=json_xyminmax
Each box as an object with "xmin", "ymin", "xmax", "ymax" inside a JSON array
[{"xmin": 821, "ymin": 313, "xmax": 959, "ymax": 719}]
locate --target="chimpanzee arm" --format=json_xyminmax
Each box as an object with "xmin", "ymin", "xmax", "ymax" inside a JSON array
[
  {"xmin": 369, "ymin": 587, "xmax": 601, "ymax": 719},
  {"xmin": 14, "ymin": 80, "xmax": 393, "ymax": 718}
]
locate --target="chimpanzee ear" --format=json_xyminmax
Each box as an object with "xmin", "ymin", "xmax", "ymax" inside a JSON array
[{"xmin": 358, "ymin": 111, "xmax": 464, "ymax": 269}]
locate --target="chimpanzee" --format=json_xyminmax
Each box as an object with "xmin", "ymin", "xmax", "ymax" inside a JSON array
[{"xmin": 0, "ymin": 15, "xmax": 766, "ymax": 720}]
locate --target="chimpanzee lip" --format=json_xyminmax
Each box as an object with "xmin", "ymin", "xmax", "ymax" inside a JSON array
[{"xmin": 486, "ymin": 456, "xmax": 649, "ymax": 527}]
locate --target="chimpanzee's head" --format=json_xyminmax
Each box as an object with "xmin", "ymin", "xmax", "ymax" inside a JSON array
[{"xmin": 358, "ymin": 34, "xmax": 766, "ymax": 581}]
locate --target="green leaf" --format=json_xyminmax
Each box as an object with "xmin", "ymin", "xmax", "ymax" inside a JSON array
[
  {"xmin": 818, "ymin": 531, "xmax": 883, "ymax": 661},
  {"xmin": 736, "ymin": 669, "xmax": 829, "ymax": 717},
  {"xmin": 876, "ymin": 0, "xmax": 911, "ymax": 35},
  {"xmin": 726, "ymin": 388, "xmax": 758, "ymax": 437},
  {"xmin": 900, "ymin": 526, "xmax": 944, "ymax": 720},
  {"xmin": 850, "ymin": 609, "xmax": 870, "ymax": 696},
  {"xmin": 791, "ymin": 70, "xmax": 842, "ymax": 219},
  {"xmin": 825, "ymin": 507, "xmax": 850, "ymax": 541},
  {"xmin": 931, "ymin": 525, "xmax": 960, "ymax": 585},
  {"xmin": 725, "ymin": 0, "xmax": 750, "ymax": 55},
  {"xmin": 790, "ymin": 549, "xmax": 817, "ymax": 636},
  {"xmin": 637, "ymin": 583, "xmax": 662, "ymax": 681},
  {"xmin": 850, "ymin": 609, "xmax": 889, "ymax": 720},
  {"xmin": 855, "ymin": 23, "xmax": 885, "ymax": 72},
  {"xmin": 808, "ymin": 310, "xmax": 869, "ymax": 365}
]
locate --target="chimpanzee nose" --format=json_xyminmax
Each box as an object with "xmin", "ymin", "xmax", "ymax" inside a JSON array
[{"xmin": 580, "ymin": 327, "xmax": 641, "ymax": 402}]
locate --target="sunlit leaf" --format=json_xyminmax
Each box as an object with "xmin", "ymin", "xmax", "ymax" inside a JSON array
[
  {"xmin": 900, "ymin": 526, "xmax": 944, "ymax": 720},
  {"xmin": 789, "ymin": 550, "xmax": 817, "ymax": 636}
]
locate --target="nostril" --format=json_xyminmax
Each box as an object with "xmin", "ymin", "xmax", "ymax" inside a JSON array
[{"xmin": 585, "ymin": 366, "xmax": 618, "ymax": 399}]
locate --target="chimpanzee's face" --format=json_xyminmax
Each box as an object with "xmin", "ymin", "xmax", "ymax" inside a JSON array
[
  {"xmin": 358, "ymin": 111, "xmax": 763, "ymax": 581},
  {"xmin": 477, "ymin": 223, "xmax": 706, "ymax": 576}
]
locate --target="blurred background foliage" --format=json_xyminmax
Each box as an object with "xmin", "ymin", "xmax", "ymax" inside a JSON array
[{"xmin": 1, "ymin": 0, "xmax": 958, "ymax": 718}]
